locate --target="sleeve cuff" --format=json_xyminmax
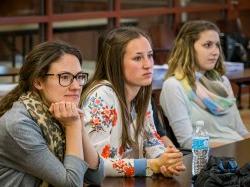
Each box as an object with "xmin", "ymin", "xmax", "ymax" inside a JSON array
[{"xmin": 134, "ymin": 159, "xmax": 147, "ymax": 176}]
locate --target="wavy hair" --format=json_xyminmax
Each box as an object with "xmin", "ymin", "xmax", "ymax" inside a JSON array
[{"xmin": 166, "ymin": 20, "xmax": 225, "ymax": 88}]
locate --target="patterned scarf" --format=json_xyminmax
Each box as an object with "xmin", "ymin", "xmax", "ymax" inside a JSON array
[
  {"xmin": 175, "ymin": 70, "xmax": 235, "ymax": 115},
  {"xmin": 19, "ymin": 91, "xmax": 66, "ymax": 187}
]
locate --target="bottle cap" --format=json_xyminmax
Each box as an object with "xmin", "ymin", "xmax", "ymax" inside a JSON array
[{"xmin": 196, "ymin": 120, "xmax": 204, "ymax": 126}]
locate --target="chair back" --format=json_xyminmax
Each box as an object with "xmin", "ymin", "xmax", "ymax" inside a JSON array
[{"xmin": 151, "ymin": 90, "xmax": 180, "ymax": 148}]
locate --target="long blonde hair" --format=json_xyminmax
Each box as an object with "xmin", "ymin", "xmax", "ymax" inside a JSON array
[
  {"xmin": 81, "ymin": 27, "xmax": 152, "ymax": 149},
  {"xmin": 166, "ymin": 20, "xmax": 225, "ymax": 88}
]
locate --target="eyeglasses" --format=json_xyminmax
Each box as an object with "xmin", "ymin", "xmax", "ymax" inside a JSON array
[{"xmin": 45, "ymin": 72, "xmax": 88, "ymax": 87}]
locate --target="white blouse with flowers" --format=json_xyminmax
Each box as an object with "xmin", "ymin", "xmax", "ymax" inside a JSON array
[{"xmin": 81, "ymin": 82, "xmax": 165, "ymax": 177}]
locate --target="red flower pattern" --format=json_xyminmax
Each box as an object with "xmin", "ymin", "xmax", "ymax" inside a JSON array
[
  {"xmin": 89, "ymin": 95, "xmax": 118, "ymax": 130},
  {"xmin": 118, "ymin": 146, "xmax": 124, "ymax": 156},
  {"xmin": 91, "ymin": 108, "xmax": 98, "ymax": 114},
  {"xmin": 123, "ymin": 165, "xmax": 135, "ymax": 176},
  {"xmin": 153, "ymin": 131, "xmax": 161, "ymax": 140},
  {"xmin": 92, "ymin": 117, "xmax": 100, "ymax": 126},
  {"xmin": 95, "ymin": 99, "xmax": 101, "ymax": 105},
  {"xmin": 103, "ymin": 108, "xmax": 111, "ymax": 116},
  {"xmin": 87, "ymin": 92, "xmax": 165, "ymax": 177},
  {"xmin": 146, "ymin": 111, "xmax": 151, "ymax": 119},
  {"xmin": 112, "ymin": 159, "xmax": 135, "ymax": 177},
  {"xmin": 101, "ymin": 144, "xmax": 111, "ymax": 158},
  {"xmin": 111, "ymin": 109, "xmax": 117, "ymax": 126}
]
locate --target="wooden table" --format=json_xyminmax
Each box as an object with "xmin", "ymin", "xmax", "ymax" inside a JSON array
[
  {"xmin": 227, "ymin": 68, "xmax": 250, "ymax": 108},
  {"xmin": 99, "ymin": 138, "xmax": 250, "ymax": 187},
  {"xmin": 227, "ymin": 68, "xmax": 250, "ymax": 83}
]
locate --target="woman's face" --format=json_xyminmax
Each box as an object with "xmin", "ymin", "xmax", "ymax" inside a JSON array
[
  {"xmin": 35, "ymin": 53, "xmax": 83, "ymax": 106},
  {"xmin": 123, "ymin": 36, "xmax": 154, "ymax": 91},
  {"xmin": 194, "ymin": 29, "xmax": 220, "ymax": 72}
]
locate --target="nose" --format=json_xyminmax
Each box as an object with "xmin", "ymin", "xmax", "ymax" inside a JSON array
[
  {"xmin": 69, "ymin": 78, "xmax": 81, "ymax": 89},
  {"xmin": 212, "ymin": 45, "xmax": 220, "ymax": 56},
  {"xmin": 143, "ymin": 57, "xmax": 154, "ymax": 69}
]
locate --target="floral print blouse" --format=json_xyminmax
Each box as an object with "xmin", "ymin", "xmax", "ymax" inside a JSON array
[{"xmin": 82, "ymin": 82, "xmax": 165, "ymax": 177}]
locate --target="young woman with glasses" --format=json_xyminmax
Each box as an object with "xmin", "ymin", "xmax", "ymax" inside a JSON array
[{"xmin": 0, "ymin": 41, "xmax": 104, "ymax": 186}]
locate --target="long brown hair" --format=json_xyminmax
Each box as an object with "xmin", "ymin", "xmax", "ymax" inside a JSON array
[
  {"xmin": 81, "ymin": 27, "xmax": 152, "ymax": 149},
  {"xmin": 166, "ymin": 20, "xmax": 225, "ymax": 88},
  {"xmin": 0, "ymin": 41, "xmax": 82, "ymax": 117}
]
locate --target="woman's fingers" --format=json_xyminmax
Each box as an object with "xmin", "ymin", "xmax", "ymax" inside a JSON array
[
  {"xmin": 165, "ymin": 146, "xmax": 182, "ymax": 154},
  {"xmin": 52, "ymin": 102, "xmax": 61, "ymax": 117},
  {"xmin": 160, "ymin": 162, "xmax": 186, "ymax": 177},
  {"xmin": 160, "ymin": 165, "xmax": 173, "ymax": 178},
  {"xmin": 49, "ymin": 102, "xmax": 81, "ymax": 126},
  {"xmin": 49, "ymin": 103, "xmax": 54, "ymax": 113},
  {"xmin": 167, "ymin": 157, "xmax": 183, "ymax": 165},
  {"xmin": 167, "ymin": 162, "xmax": 186, "ymax": 173},
  {"xmin": 167, "ymin": 166, "xmax": 181, "ymax": 176},
  {"xmin": 175, "ymin": 163, "xmax": 186, "ymax": 171},
  {"xmin": 77, "ymin": 108, "xmax": 84, "ymax": 116},
  {"xmin": 160, "ymin": 152, "xmax": 183, "ymax": 166}
]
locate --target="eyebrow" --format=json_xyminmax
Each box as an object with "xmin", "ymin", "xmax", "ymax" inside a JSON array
[
  {"xmin": 134, "ymin": 50, "xmax": 153, "ymax": 54},
  {"xmin": 50, "ymin": 71, "xmax": 84, "ymax": 74}
]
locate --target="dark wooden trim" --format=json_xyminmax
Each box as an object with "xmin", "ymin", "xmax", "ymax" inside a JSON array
[
  {"xmin": 0, "ymin": 3, "xmax": 234, "ymax": 24},
  {"xmin": 0, "ymin": 16, "xmax": 49, "ymax": 25},
  {"xmin": 45, "ymin": 0, "xmax": 53, "ymax": 41},
  {"xmin": 52, "ymin": 11, "xmax": 118, "ymax": 21},
  {"xmin": 0, "ymin": 0, "xmax": 250, "ymax": 64}
]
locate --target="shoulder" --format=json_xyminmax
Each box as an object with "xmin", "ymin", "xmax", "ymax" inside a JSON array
[
  {"xmin": 0, "ymin": 101, "xmax": 44, "ymax": 149},
  {"xmin": 81, "ymin": 82, "xmax": 121, "ymax": 126},
  {"xmin": 93, "ymin": 84, "xmax": 116, "ymax": 97},
  {"xmin": 161, "ymin": 77, "xmax": 184, "ymax": 95},
  {"xmin": 87, "ymin": 82, "xmax": 117, "ymax": 99},
  {"xmin": 221, "ymin": 75, "xmax": 231, "ymax": 86},
  {"xmin": 82, "ymin": 82, "xmax": 119, "ymax": 106},
  {"xmin": 162, "ymin": 76, "xmax": 182, "ymax": 89},
  {"xmin": 0, "ymin": 101, "xmax": 34, "ymax": 127}
]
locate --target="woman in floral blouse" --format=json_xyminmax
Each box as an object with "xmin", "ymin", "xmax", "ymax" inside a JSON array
[{"xmin": 81, "ymin": 27, "xmax": 186, "ymax": 177}]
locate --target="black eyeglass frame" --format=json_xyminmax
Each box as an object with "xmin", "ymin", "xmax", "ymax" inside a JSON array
[{"xmin": 45, "ymin": 72, "xmax": 88, "ymax": 87}]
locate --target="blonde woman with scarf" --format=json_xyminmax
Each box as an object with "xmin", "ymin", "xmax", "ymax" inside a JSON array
[
  {"xmin": 0, "ymin": 41, "xmax": 104, "ymax": 186},
  {"xmin": 160, "ymin": 20, "xmax": 250, "ymax": 149}
]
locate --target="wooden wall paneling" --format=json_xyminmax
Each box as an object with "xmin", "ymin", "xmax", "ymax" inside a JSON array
[{"xmin": 1, "ymin": 0, "xmax": 250, "ymax": 67}]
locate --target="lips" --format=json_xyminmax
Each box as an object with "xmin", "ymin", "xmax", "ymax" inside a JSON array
[
  {"xmin": 143, "ymin": 72, "xmax": 152, "ymax": 76},
  {"xmin": 208, "ymin": 59, "xmax": 217, "ymax": 63},
  {"xmin": 64, "ymin": 95, "xmax": 80, "ymax": 99}
]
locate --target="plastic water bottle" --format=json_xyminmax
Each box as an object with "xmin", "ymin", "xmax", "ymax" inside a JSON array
[{"xmin": 192, "ymin": 120, "xmax": 209, "ymax": 176}]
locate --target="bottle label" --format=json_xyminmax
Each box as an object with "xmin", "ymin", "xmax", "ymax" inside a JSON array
[{"xmin": 192, "ymin": 137, "xmax": 209, "ymax": 150}]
